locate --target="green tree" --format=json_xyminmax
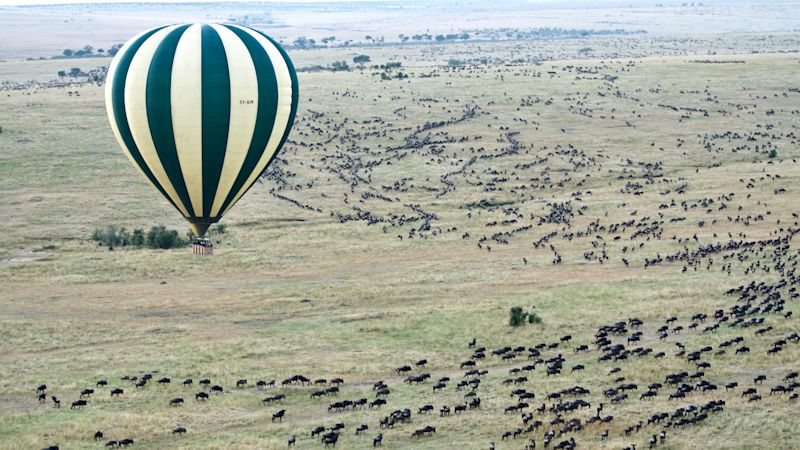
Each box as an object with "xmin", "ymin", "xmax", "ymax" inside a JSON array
[
  {"xmin": 353, "ymin": 54, "xmax": 371, "ymax": 68},
  {"xmin": 62, "ymin": 49, "xmax": 74, "ymax": 57},
  {"xmin": 69, "ymin": 67, "xmax": 81, "ymax": 77},
  {"xmin": 293, "ymin": 36, "xmax": 309, "ymax": 48},
  {"xmin": 107, "ymin": 44, "xmax": 123, "ymax": 57},
  {"xmin": 57, "ymin": 70, "xmax": 66, "ymax": 80}
]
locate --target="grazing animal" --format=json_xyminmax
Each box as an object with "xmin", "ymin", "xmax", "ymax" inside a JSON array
[
  {"xmin": 373, "ymin": 433, "xmax": 383, "ymax": 446},
  {"xmin": 71, "ymin": 400, "xmax": 87, "ymax": 409},
  {"xmin": 169, "ymin": 397, "xmax": 184, "ymax": 406},
  {"xmin": 172, "ymin": 427, "xmax": 186, "ymax": 435},
  {"xmin": 287, "ymin": 435, "xmax": 295, "ymax": 447},
  {"xmin": 272, "ymin": 409, "xmax": 286, "ymax": 422},
  {"xmin": 195, "ymin": 392, "xmax": 209, "ymax": 401},
  {"xmin": 94, "ymin": 431, "xmax": 104, "ymax": 440}
]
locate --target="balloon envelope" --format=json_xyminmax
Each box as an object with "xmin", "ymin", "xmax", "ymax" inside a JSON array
[{"xmin": 105, "ymin": 23, "xmax": 298, "ymax": 236}]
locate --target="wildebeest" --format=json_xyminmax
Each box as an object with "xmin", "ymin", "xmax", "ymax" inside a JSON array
[
  {"xmin": 71, "ymin": 400, "xmax": 87, "ymax": 409},
  {"xmin": 272, "ymin": 409, "xmax": 286, "ymax": 422},
  {"xmin": 411, "ymin": 425, "xmax": 436, "ymax": 438}
]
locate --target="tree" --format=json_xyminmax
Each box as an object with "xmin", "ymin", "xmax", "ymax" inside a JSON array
[
  {"xmin": 353, "ymin": 54, "xmax": 371, "ymax": 68},
  {"xmin": 69, "ymin": 67, "xmax": 81, "ymax": 77},
  {"xmin": 107, "ymin": 44, "xmax": 123, "ymax": 57},
  {"xmin": 293, "ymin": 36, "xmax": 309, "ymax": 48},
  {"xmin": 57, "ymin": 70, "xmax": 66, "ymax": 80},
  {"xmin": 62, "ymin": 49, "xmax": 74, "ymax": 58},
  {"xmin": 435, "ymin": 34, "xmax": 446, "ymax": 42}
]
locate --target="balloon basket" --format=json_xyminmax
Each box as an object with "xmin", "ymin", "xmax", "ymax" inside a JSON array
[{"xmin": 192, "ymin": 238, "xmax": 213, "ymax": 255}]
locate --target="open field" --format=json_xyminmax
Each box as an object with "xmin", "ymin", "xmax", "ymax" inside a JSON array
[{"xmin": 1, "ymin": 12, "xmax": 800, "ymax": 450}]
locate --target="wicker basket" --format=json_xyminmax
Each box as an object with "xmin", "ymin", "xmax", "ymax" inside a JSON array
[{"xmin": 192, "ymin": 238, "xmax": 213, "ymax": 255}]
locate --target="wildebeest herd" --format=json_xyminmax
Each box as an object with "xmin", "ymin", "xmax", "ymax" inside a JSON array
[{"xmin": 10, "ymin": 31, "xmax": 800, "ymax": 450}]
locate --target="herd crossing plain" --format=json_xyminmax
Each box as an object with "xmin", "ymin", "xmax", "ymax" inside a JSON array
[{"xmin": 1, "ymin": 1, "xmax": 799, "ymax": 449}]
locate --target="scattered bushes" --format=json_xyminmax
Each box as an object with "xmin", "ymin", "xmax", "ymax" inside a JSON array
[
  {"xmin": 509, "ymin": 306, "xmax": 542, "ymax": 327},
  {"xmin": 91, "ymin": 224, "xmax": 190, "ymax": 250}
]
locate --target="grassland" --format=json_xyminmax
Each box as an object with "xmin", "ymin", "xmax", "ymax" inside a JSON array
[{"xmin": 0, "ymin": 32, "xmax": 799, "ymax": 450}]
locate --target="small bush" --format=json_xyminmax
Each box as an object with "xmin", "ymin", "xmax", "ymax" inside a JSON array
[
  {"xmin": 509, "ymin": 306, "xmax": 527, "ymax": 327},
  {"xmin": 768, "ymin": 149, "xmax": 778, "ymax": 158},
  {"xmin": 131, "ymin": 228, "xmax": 145, "ymax": 246},
  {"xmin": 509, "ymin": 307, "xmax": 542, "ymax": 327},
  {"xmin": 146, "ymin": 225, "xmax": 188, "ymax": 249}
]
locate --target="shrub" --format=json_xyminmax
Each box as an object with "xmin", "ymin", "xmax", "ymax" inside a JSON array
[
  {"xmin": 146, "ymin": 225, "xmax": 188, "ymax": 249},
  {"xmin": 768, "ymin": 149, "xmax": 777, "ymax": 158},
  {"xmin": 90, "ymin": 224, "xmax": 188, "ymax": 250},
  {"xmin": 509, "ymin": 306, "xmax": 527, "ymax": 327},
  {"xmin": 131, "ymin": 228, "xmax": 145, "ymax": 246},
  {"xmin": 509, "ymin": 307, "xmax": 542, "ymax": 327}
]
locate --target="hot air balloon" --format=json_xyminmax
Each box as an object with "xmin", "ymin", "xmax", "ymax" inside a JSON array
[{"xmin": 105, "ymin": 23, "xmax": 298, "ymax": 238}]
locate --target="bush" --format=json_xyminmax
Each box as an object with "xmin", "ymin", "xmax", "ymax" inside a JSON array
[
  {"xmin": 509, "ymin": 306, "xmax": 527, "ymax": 327},
  {"xmin": 90, "ymin": 224, "xmax": 188, "ymax": 250},
  {"xmin": 768, "ymin": 149, "xmax": 777, "ymax": 158},
  {"xmin": 131, "ymin": 228, "xmax": 145, "ymax": 246},
  {"xmin": 509, "ymin": 306, "xmax": 542, "ymax": 327},
  {"xmin": 146, "ymin": 225, "xmax": 188, "ymax": 249}
]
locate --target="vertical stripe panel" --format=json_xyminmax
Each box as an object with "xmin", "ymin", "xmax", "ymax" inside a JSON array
[
  {"xmin": 208, "ymin": 24, "xmax": 259, "ymax": 217},
  {"xmin": 221, "ymin": 25, "xmax": 295, "ymax": 216},
  {"xmin": 105, "ymin": 25, "xmax": 181, "ymax": 212},
  {"xmin": 171, "ymin": 24, "xmax": 204, "ymax": 216},
  {"xmin": 145, "ymin": 25, "xmax": 194, "ymax": 217},
  {"xmin": 200, "ymin": 25, "xmax": 231, "ymax": 219},
  {"xmin": 213, "ymin": 24, "xmax": 279, "ymax": 217},
  {"xmin": 124, "ymin": 24, "xmax": 191, "ymax": 217}
]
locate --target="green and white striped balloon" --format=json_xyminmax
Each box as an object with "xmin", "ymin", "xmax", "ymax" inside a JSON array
[{"xmin": 105, "ymin": 23, "xmax": 298, "ymax": 237}]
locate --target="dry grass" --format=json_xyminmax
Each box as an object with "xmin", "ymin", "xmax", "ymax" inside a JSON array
[{"xmin": 0, "ymin": 37, "xmax": 798, "ymax": 450}]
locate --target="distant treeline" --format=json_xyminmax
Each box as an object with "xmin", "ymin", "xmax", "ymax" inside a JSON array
[
  {"xmin": 287, "ymin": 27, "xmax": 646, "ymax": 50},
  {"xmin": 31, "ymin": 44, "xmax": 124, "ymax": 61},
  {"xmin": 472, "ymin": 27, "xmax": 648, "ymax": 41}
]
